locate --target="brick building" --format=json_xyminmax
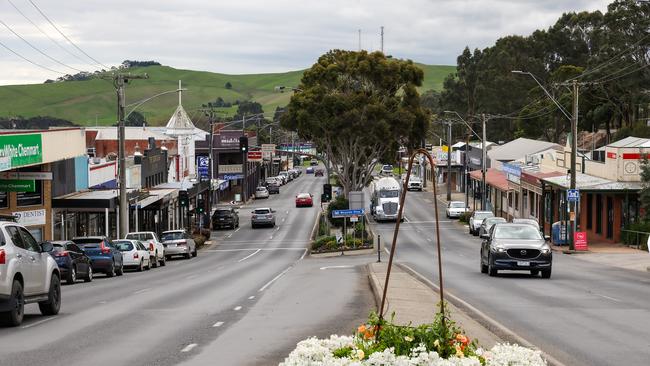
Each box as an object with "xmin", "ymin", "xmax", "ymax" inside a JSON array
[{"xmin": 85, "ymin": 127, "xmax": 177, "ymax": 158}]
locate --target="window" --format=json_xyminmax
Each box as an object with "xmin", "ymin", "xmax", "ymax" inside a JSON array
[
  {"xmin": 0, "ymin": 192, "xmax": 7, "ymax": 208},
  {"xmin": 67, "ymin": 243, "xmax": 82, "ymax": 253},
  {"xmin": 514, "ymin": 192, "xmax": 519, "ymax": 210},
  {"xmin": 28, "ymin": 228, "xmax": 43, "ymax": 243},
  {"xmin": 17, "ymin": 179, "xmax": 43, "ymax": 207},
  {"xmin": 19, "ymin": 227, "xmax": 41, "ymax": 252},
  {"xmin": 508, "ymin": 193, "xmax": 513, "ymax": 208},
  {"xmin": 6, "ymin": 226, "xmax": 25, "ymax": 249}
]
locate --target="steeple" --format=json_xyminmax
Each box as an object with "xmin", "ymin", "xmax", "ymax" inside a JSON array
[{"xmin": 165, "ymin": 80, "xmax": 195, "ymax": 136}]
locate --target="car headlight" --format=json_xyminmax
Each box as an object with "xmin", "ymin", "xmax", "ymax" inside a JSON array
[
  {"xmin": 540, "ymin": 245, "xmax": 551, "ymax": 254},
  {"xmin": 491, "ymin": 245, "xmax": 506, "ymax": 253},
  {"xmin": 376, "ymin": 207, "xmax": 383, "ymax": 213}
]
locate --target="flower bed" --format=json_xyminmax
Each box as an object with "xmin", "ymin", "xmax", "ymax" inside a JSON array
[{"xmin": 280, "ymin": 312, "xmax": 546, "ymax": 366}]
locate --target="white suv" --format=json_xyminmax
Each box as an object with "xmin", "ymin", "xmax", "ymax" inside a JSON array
[
  {"xmin": 0, "ymin": 217, "xmax": 61, "ymax": 326},
  {"xmin": 125, "ymin": 232, "xmax": 166, "ymax": 267}
]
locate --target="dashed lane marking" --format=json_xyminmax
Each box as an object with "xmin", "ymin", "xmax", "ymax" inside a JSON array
[
  {"xmin": 248, "ymin": 296, "xmax": 255, "ymax": 300},
  {"xmin": 234, "ymin": 306, "xmax": 242, "ymax": 311},
  {"xmin": 134, "ymin": 288, "xmax": 151, "ymax": 295},
  {"xmin": 20, "ymin": 317, "xmax": 55, "ymax": 329},
  {"xmin": 319, "ymin": 265, "xmax": 353, "ymax": 270},
  {"xmin": 238, "ymin": 249, "xmax": 261, "ymax": 262},
  {"xmin": 212, "ymin": 321, "xmax": 224, "ymax": 328},
  {"xmin": 259, "ymin": 266, "xmax": 292, "ymax": 292},
  {"xmin": 181, "ymin": 344, "xmax": 198, "ymax": 353}
]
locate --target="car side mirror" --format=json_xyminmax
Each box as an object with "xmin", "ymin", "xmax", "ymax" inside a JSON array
[
  {"xmin": 544, "ymin": 235, "xmax": 551, "ymax": 241},
  {"xmin": 480, "ymin": 233, "xmax": 489, "ymax": 239},
  {"xmin": 40, "ymin": 242, "xmax": 53, "ymax": 253}
]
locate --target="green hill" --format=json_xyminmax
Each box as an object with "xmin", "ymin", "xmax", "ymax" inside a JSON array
[{"xmin": 0, "ymin": 63, "xmax": 454, "ymax": 126}]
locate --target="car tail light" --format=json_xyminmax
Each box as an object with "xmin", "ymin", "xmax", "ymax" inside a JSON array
[
  {"xmin": 0, "ymin": 249, "xmax": 5, "ymax": 264},
  {"xmin": 133, "ymin": 252, "xmax": 139, "ymax": 259},
  {"xmin": 177, "ymin": 240, "xmax": 187, "ymax": 246},
  {"xmin": 55, "ymin": 251, "xmax": 69, "ymax": 257},
  {"xmin": 149, "ymin": 242, "xmax": 154, "ymax": 252},
  {"xmin": 267, "ymin": 214, "xmax": 273, "ymax": 219},
  {"xmin": 100, "ymin": 242, "xmax": 111, "ymax": 254}
]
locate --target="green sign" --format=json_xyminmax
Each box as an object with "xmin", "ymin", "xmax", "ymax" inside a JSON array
[
  {"xmin": 0, "ymin": 134, "xmax": 43, "ymax": 169},
  {"xmin": 0, "ymin": 179, "xmax": 35, "ymax": 192}
]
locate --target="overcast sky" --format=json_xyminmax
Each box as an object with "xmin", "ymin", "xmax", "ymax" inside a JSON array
[{"xmin": 0, "ymin": 0, "xmax": 611, "ymax": 85}]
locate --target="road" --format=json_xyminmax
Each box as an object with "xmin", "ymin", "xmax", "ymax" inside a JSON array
[
  {"xmin": 373, "ymin": 188, "xmax": 650, "ymax": 366},
  {"xmin": 0, "ymin": 170, "xmax": 373, "ymax": 366}
]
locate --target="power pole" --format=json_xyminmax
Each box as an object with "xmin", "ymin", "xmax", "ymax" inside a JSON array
[
  {"xmin": 569, "ymin": 79, "xmax": 579, "ymax": 250},
  {"xmin": 358, "ymin": 29, "xmax": 361, "ymax": 51},
  {"xmin": 481, "ymin": 114, "xmax": 487, "ymax": 211},
  {"xmin": 113, "ymin": 73, "xmax": 148, "ymax": 238},
  {"xmin": 446, "ymin": 121, "xmax": 452, "ymax": 201},
  {"xmin": 380, "ymin": 26, "xmax": 384, "ymax": 53}
]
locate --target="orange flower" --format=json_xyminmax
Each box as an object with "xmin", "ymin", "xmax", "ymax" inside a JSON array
[
  {"xmin": 363, "ymin": 328, "xmax": 375, "ymax": 340},
  {"xmin": 456, "ymin": 334, "xmax": 469, "ymax": 345},
  {"xmin": 357, "ymin": 324, "xmax": 367, "ymax": 335}
]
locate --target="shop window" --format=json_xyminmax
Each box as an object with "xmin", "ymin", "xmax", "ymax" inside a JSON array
[
  {"xmin": 514, "ymin": 192, "xmax": 519, "ymax": 210},
  {"xmin": 0, "ymin": 192, "xmax": 7, "ymax": 208},
  {"xmin": 17, "ymin": 180, "xmax": 43, "ymax": 207},
  {"xmin": 508, "ymin": 193, "xmax": 513, "ymax": 208}
]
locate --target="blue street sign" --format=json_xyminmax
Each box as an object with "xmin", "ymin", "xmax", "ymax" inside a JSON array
[
  {"xmin": 197, "ymin": 156, "xmax": 209, "ymax": 181},
  {"xmin": 332, "ymin": 209, "xmax": 365, "ymax": 218},
  {"xmin": 223, "ymin": 174, "xmax": 244, "ymax": 180},
  {"xmin": 567, "ymin": 189, "xmax": 580, "ymax": 202}
]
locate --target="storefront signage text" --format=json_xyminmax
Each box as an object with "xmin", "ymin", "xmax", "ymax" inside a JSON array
[
  {"xmin": 0, "ymin": 179, "xmax": 35, "ymax": 192},
  {"xmin": 0, "ymin": 134, "xmax": 43, "ymax": 169},
  {"xmin": 12, "ymin": 209, "xmax": 46, "ymax": 227}
]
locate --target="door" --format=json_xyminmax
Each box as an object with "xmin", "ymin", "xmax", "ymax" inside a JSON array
[
  {"xmin": 19, "ymin": 227, "xmax": 48, "ymax": 295},
  {"xmin": 5, "ymin": 226, "xmax": 35, "ymax": 295},
  {"xmin": 67, "ymin": 243, "xmax": 88, "ymax": 276}
]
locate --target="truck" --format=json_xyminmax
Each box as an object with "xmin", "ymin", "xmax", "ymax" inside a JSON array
[{"xmin": 370, "ymin": 177, "xmax": 402, "ymax": 221}]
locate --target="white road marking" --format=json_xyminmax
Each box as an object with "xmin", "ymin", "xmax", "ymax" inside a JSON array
[
  {"xmin": 181, "ymin": 343, "xmax": 198, "ymax": 353},
  {"xmin": 20, "ymin": 317, "xmax": 55, "ymax": 329},
  {"xmin": 282, "ymin": 218, "xmax": 286, "ymax": 222},
  {"xmin": 186, "ymin": 274, "xmax": 197, "ymax": 280},
  {"xmin": 428, "ymin": 238, "xmax": 433, "ymax": 242},
  {"xmin": 238, "ymin": 249, "xmax": 261, "ymax": 262},
  {"xmin": 212, "ymin": 321, "xmax": 224, "ymax": 327},
  {"xmin": 319, "ymin": 265, "xmax": 353, "ymax": 270},
  {"xmin": 299, "ymin": 248, "xmax": 308, "ymax": 260},
  {"xmin": 234, "ymin": 228, "xmax": 241, "ymax": 233},
  {"xmin": 595, "ymin": 293, "xmax": 621, "ymax": 302},
  {"xmin": 234, "ymin": 306, "xmax": 242, "ymax": 311},
  {"xmin": 248, "ymin": 295, "xmax": 255, "ymax": 300},
  {"xmin": 226, "ymin": 234, "xmax": 233, "ymax": 238},
  {"xmin": 269, "ymin": 235, "xmax": 274, "ymax": 240},
  {"xmin": 275, "ymin": 227, "xmax": 280, "ymax": 231},
  {"xmin": 98, "ymin": 300, "xmax": 108, "ymax": 304},
  {"xmin": 259, "ymin": 266, "xmax": 292, "ymax": 292},
  {"xmin": 205, "ymin": 248, "xmax": 306, "ymax": 252},
  {"xmin": 134, "ymin": 288, "xmax": 150, "ymax": 295}
]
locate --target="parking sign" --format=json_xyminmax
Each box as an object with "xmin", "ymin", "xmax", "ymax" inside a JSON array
[{"xmin": 567, "ymin": 189, "xmax": 579, "ymax": 202}]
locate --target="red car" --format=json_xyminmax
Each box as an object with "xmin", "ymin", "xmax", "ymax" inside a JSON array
[{"xmin": 295, "ymin": 193, "xmax": 314, "ymax": 207}]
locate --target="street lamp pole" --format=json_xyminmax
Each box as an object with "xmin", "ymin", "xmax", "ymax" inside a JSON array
[
  {"xmin": 446, "ymin": 121, "xmax": 452, "ymax": 201},
  {"xmin": 481, "ymin": 114, "xmax": 488, "ymax": 211}
]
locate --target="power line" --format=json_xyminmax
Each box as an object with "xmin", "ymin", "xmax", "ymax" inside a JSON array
[
  {"xmin": 0, "ymin": 39, "xmax": 65, "ymax": 74},
  {"xmin": 590, "ymin": 63, "xmax": 650, "ymax": 85},
  {"xmin": 7, "ymin": 0, "xmax": 91, "ymax": 67},
  {"xmin": 27, "ymin": 0, "xmax": 110, "ymax": 70},
  {"xmin": 0, "ymin": 18, "xmax": 85, "ymax": 73}
]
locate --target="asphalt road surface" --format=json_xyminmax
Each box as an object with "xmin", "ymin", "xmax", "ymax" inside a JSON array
[
  {"xmin": 372, "ymin": 188, "xmax": 650, "ymax": 366},
  {"xmin": 0, "ymin": 171, "xmax": 373, "ymax": 366}
]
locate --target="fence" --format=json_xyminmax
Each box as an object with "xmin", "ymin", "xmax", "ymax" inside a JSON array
[{"xmin": 620, "ymin": 229, "xmax": 650, "ymax": 249}]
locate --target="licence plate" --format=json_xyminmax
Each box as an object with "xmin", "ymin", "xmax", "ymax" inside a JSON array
[{"xmin": 517, "ymin": 261, "xmax": 530, "ymax": 266}]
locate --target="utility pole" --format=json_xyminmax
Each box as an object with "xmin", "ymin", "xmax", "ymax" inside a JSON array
[
  {"xmin": 569, "ymin": 79, "xmax": 579, "ymax": 250},
  {"xmin": 206, "ymin": 108, "xmax": 215, "ymax": 213},
  {"xmin": 481, "ymin": 114, "xmax": 487, "ymax": 211},
  {"xmin": 446, "ymin": 121, "xmax": 452, "ymax": 201},
  {"xmin": 380, "ymin": 26, "xmax": 384, "ymax": 53},
  {"xmin": 113, "ymin": 73, "xmax": 148, "ymax": 238},
  {"xmin": 358, "ymin": 29, "xmax": 361, "ymax": 51}
]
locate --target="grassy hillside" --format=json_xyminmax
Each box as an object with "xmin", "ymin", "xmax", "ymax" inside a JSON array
[{"xmin": 0, "ymin": 63, "xmax": 454, "ymax": 127}]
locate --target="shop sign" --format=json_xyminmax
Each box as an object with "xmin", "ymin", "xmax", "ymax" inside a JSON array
[
  {"xmin": 0, "ymin": 171, "xmax": 52, "ymax": 180},
  {"xmin": 574, "ymin": 231, "xmax": 588, "ymax": 251},
  {"xmin": 261, "ymin": 144, "xmax": 276, "ymax": 159},
  {"xmin": 219, "ymin": 164, "xmax": 242, "ymax": 174},
  {"xmin": 248, "ymin": 151, "xmax": 262, "ymax": 162},
  {"xmin": 0, "ymin": 179, "xmax": 35, "ymax": 192},
  {"xmin": 503, "ymin": 163, "xmax": 522, "ymax": 184},
  {"xmin": 222, "ymin": 174, "xmax": 244, "ymax": 180},
  {"xmin": 0, "ymin": 156, "xmax": 10, "ymax": 171},
  {"xmin": 0, "ymin": 134, "xmax": 43, "ymax": 168},
  {"xmin": 197, "ymin": 156, "xmax": 209, "ymax": 181},
  {"xmin": 12, "ymin": 209, "xmax": 46, "ymax": 226},
  {"xmin": 215, "ymin": 131, "xmax": 243, "ymax": 148}
]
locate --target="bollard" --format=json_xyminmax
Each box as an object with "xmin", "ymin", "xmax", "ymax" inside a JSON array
[{"xmin": 377, "ymin": 234, "xmax": 381, "ymax": 262}]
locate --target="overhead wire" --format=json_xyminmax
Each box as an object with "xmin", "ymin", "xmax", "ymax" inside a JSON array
[
  {"xmin": 0, "ymin": 38, "xmax": 65, "ymax": 74},
  {"xmin": 27, "ymin": 0, "xmax": 110, "ymax": 70},
  {"xmin": 589, "ymin": 62, "xmax": 650, "ymax": 85}
]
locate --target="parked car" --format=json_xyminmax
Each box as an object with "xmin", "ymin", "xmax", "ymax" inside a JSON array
[
  {"xmin": 512, "ymin": 218, "xmax": 541, "ymax": 232},
  {"xmin": 124, "ymin": 231, "xmax": 165, "ymax": 268},
  {"xmin": 71, "ymin": 237, "xmax": 124, "ymax": 277},
  {"xmin": 267, "ymin": 182, "xmax": 280, "ymax": 194},
  {"xmin": 46, "ymin": 241, "xmax": 93, "ymax": 284},
  {"xmin": 0, "ymin": 218, "xmax": 61, "ymax": 326},
  {"xmin": 469, "ymin": 211, "xmax": 495, "ymax": 236},
  {"xmin": 255, "ymin": 186, "xmax": 270, "ymax": 199},
  {"xmin": 445, "ymin": 201, "xmax": 469, "ymax": 218},
  {"xmin": 212, "ymin": 207, "xmax": 240, "ymax": 229},
  {"xmin": 478, "ymin": 217, "xmax": 507, "ymax": 237},
  {"xmin": 480, "ymin": 223, "xmax": 552, "ymax": 278},
  {"xmin": 279, "ymin": 171, "xmax": 292, "ymax": 182},
  {"xmin": 289, "ymin": 168, "xmax": 301, "ymax": 178},
  {"xmin": 315, "ymin": 169, "xmax": 324, "ymax": 177},
  {"xmin": 306, "ymin": 167, "xmax": 315, "ymax": 174},
  {"xmin": 251, "ymin": 208, "xmax": 276, "ymax": 228},
  {"xmin": 161, "ymin": 230, "xmax": 196, "ymax": 259},
  {"xmin": 310, "ymin": 159, "xmax": 319, "ymax": 166},
  {"xmin": 113, "ymin": 240, "xmax": 151, "ymax": 272},
  {"xmin": 295, "ymin": 193, "xmax": 314, "ymax": 207},
  {"xmin": 380, "ymin": 164, "xmax": 394, "ymax": 176},
  {"xmin": 265, "ymin": 177, "xmax": 282, "ymax": 186},
  {"xmin": 406, "ymin": 175, "xmax": 423, "ymax": 191}
]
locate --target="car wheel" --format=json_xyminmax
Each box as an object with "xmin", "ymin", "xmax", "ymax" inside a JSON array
[
  {"xmin": 541, "ymin": 268, "xmax": 552, "ymax": 279},
  {"xmin": 67, "ymin": 266, "xmax": 77, "ymax": 285},
  {"xmin": 530, "ymin": 269, "xmax": 539, "ymax": 277},
  {"xmin": 480, "ymin": 252, "xmax": 488, "ymax": 274},
  {"xmin": 84, "ymin": 266, "xmax": 93, "ymax": 282},
  {"xmin": 159, "ymin": 254, "xmax": 166, "ymax": 267},
  {"xmin": 184, "ymin": 251, "xmax": 191, "ymax": 259},
  {"xmin": 151, "ymin": 252, "xmax": 159, "ymax": 268},
  {"xmin": 106, "ymin": 262, "xmax": 115, "ymax": 277},
  {"xmin": 192, "ymin": 246, "xmax": 198, "ymax": 257},
  {"xmin": 38, "ymin": 275, "xmax": 61, "ymax": 316},
  {"xmin": 251, "ymin": 223, "xmax": 256, "ymax": 229},
  {"xmin": 0, "ymin": 280, "xmax": 24, "ymax": 326},
  {"xmin": 138, "ymin": 259, "xmax": 144, "ymax": 272},
  {"xmin": 487, "ymin": 254, "xmax": 498, "ymax": 277},
  {"xmin": 115, "ymin": 262, "xmax": 124, "ymax": 276}
]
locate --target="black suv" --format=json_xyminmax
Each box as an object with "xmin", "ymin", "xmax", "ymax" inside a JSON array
[{"xmin": 212, "ymin": 207, "xmax": 240, "ymax": 230}]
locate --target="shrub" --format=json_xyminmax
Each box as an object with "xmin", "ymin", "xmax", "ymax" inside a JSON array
[
  {"xmin": 192, "ymin": 234, "xmax": 207, "ymax": 248},
  {"xmin": 459, "ymin": 211, "xmax": 472, "ymax": 223},
  {"xmin": 312, "ymin": 235, "xmax": 337, "ymax": 252},
  {"xmin": 621, "ymin": 221, "xmax": 650, "ymax": 248},
  {"xmin": 327, "ymin": 196, "xmax": 349, "ymax": 227}
]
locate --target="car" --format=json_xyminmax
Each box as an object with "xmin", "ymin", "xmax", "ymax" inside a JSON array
[
  {"xmin": 512, "ymin": 218, "xmax": 541, "ymax": 232},
  {"xmin": 306, "ymin": 167, "xmax": 315, "ymax": 174},
  {"xmin": 406, "ymin": 175, "xmax": 423, "ymax": 191},
  {"xmin": 0, "ymin": 219, "xmax": 61, "ymax": 326},
  {"xmin": 469, "ymin": 211, "xmax": 495, "ymax": 236},
  {"xmin": 480, "ymin": 223, "xmax": 552, "ymax": 278},
  {"xmin": 446, "ymin": 201, "xmax": 469, "ymax": 218},
  {"xmin": 290, "ymin": 168, "xmax": 301, "ymax": 177},
  {"xmin": 265, "ymin": 177, "xmax": 282, "ymax": 186},
  {"xmin": 275, "ymin": 175, "xmax": 287, "ymax": 185},
  {"xmin": 212, "ymin": 207, "xmax": 240, "ymax": 229},
  {"xmin": 478, "ymin": 217, "xmax": 507, "ymax": 237},
  {"xmin": 315, "ymin": 169, "xmax": 324, "ymax": 177},
  {"xmin": 310, "ymin": 159, "xmax": 318, "ymax": 166},
  {"xmin": 295, "ymin": 193, "xmax": 314, "ymax": 207},
  {"xmin": 46, "ymin": 241, "xmax": 93, "ymax": 284},
  {"xmin": 161, "ymin": 230, "xmax": 197, "ymax": 259},
  {"xmin": 71, "ymin": 237, "xmax": 124, "ymax": 277},
  {"xmin": 113, "ymin": 240, "xmax": 151, "ymax": 271},
  {"xmin": 380, "ymin": 164, "xmax": 394, "ymax": 176},
  {"xmin": 267, "ymin": 182, "xmax": 280, "ymax": 194},
  {"xmin": 279, "ymin": 171, "xmax": 292, "ymax": 182},
  {"xmin": 125, "ymin": 231, "xmax": 166, "ymax": 268},
  {"xmin": 255, "ymin": 186, "xmax": 270, "ymax": 199},
  {"xmin": 251, "ymin": 208, "xmax": 276, "ymax": 228}
]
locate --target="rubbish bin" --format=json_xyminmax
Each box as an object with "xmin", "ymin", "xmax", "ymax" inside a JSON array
[{"xmin": 551, "ymin": 221, "xmax": 568, "ymax": 246}]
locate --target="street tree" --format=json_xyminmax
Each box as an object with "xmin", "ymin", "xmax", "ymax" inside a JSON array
[{"xmin": 281, "ymin": 50, "xmax": 429, "ymax": 196}]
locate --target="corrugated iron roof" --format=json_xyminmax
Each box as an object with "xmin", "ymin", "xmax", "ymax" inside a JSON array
[
  {"xmin": 541, "ymin": 173, "xmax": 643, "ymax": 191},
  {"xmin": 488, "ymin": 138, "xmax": 561, "ymax": 162},
  {"xmin": 606, "ymin": 136, "xmax": 650, "ymax": 148}
]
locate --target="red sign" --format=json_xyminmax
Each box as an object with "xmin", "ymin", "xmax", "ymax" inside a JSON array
[
  {"xmin": 247, "ymin": 151, "xmax": 262, "ymax": 161},
  {"xmin": 606, "ymin": 152, "xmax": 617, "ymax": 159},
  {"xmin": 574, "ymin": 231, "xmax": 588, "ymax": 251}
]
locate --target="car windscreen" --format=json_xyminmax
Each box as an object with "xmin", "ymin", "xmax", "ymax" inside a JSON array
[
  {"xmin": 125, "ymin": 233, "xmax": 153, "ymax": 241},
  {"xmin": 379, "ymin": 190, "xmax": 399, "ymax": 198},
  {"xmin": 113, "ymin": 241, "xmax": 134, "ymax": 251},
  {"xmin": 161, "ymin": 232, "xmax": 184, "ymax": 241},
  {"xmin": 382, "ymin": 165, "xmax": 393, "ymax": 171},
  {"xmin": 297, "ymin": 193, "xmax": 310, "ymax": 199},
  {"xmin": 450, "ymin": 202, "xmax": 465, "ymax": 208},
  {"xmin": 71, "ymin": 238, "xmax": 102, "ymax": 247},
  {"xmin": 213, "ymin": 209, "xmax": 231, "ymax": 216},
  {"xmin": 256, "ymin": 187, "xmax": 267, "ymax": 191},
  {"xmin": 254, "ymin": 209, "xmax": 270, "ymax": 214},
  {"xmin": 474, "ymin": 212, "xmax": 493, "ymax": 220},
  {"xmin": 485, "ymin": 218, "xmax": 506, "ymax": 225},
  {"xmin": 514, "ymin": 219, "xmax": 539, "ymax": 227},
  {"xmin": 494, "ymin": 225, "xmax": 543, "ymax": 240}
]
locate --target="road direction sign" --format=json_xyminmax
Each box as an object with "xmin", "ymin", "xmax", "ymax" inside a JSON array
[
  {"xmin": 332, "ymin": 209, "xmax": 365, "ymax": 218},
  {"xmin": 248, "ymin": 151, "xmax": 262, "ymax": 162},
  {"xmin": 567, "ymin": 189, "xmax": 580, "ymax": 202}
]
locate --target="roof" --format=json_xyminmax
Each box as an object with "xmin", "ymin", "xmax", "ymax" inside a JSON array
[
  {"xmin": 469, "ymin": 168, "xmax": 509, "ymax": 191},
  {"xmin": 606, "ymin": 136, "xmax": 650, "ymax": 148},
  {"xmin": 88, "ymin": 127, "xmax": 174, "ymax": 141},
  {"xmin": 165, "ymin": 104, "xmax": 196, "ymax": 135},
  {"xmin": 541, "ymin": 172, "xmax": 643, "ymax": 191},
  {"xmin": 488, "ymin": 138, "xmax": 561, "ymax": 162}
]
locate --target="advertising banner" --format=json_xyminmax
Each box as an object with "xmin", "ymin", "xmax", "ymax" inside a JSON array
[
  {"xmin": 0, "ymin": 134, "xmax": 43, "ymax": 169},
  {"xmin": 0, "ymin": 179, "xmax": 36, "ymax": 192},
  {"xmin": 12, "ymin": 209, "xmax": 46, "ymax": 226},
  {"xmin": 574, "ymin": 231, "xmax": 588, "ymax": 251},
  {"xmin": 248, "ymin": 151, "xmax": 262, "ymax": 162}
]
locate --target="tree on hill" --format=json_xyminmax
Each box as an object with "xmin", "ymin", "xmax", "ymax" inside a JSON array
[
  {"xmin": 233, "ymin": 101, "xmax": 264, "ymax": 121},
  {"xmin": 225, "ymin": 81, "xmax": 232, "ymax": 89},
  {"xmin": 281, "ymin": 49, "xmax": 429, "ymax": 196},
  {"xmin": 0, "ymin": 116, "xmax": 77, "ymax": 129},
  {"xmin": 121, "ymin": 60, "xmax": 161, "ymax": 68}
]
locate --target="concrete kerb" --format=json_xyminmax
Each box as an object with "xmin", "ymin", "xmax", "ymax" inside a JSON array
[
  {"xmin": 396, "ymin": 262, "xmax": 567, "ymax": 366},
  {"xmin": 366, "ymin": 263, "xmax": 388, "ymax": 313}
]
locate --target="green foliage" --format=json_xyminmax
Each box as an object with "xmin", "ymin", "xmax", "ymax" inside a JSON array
[
  {"xmin": 332, "ymin": 346, "xmax": 353, "ymax": 358},
  {"xmin": 621, "ymin": 221, "xmax": 650, "ymax": 250},
  {"xmin": 459, "ymin": 211, "xmax": 472, "ymax": 223},
  {"xmin": 224, "ymin": 81, "xmax": 232, "ymax": 89},
  {"xmin": 641, "ymin": 158, "xmax": 650, "ymax": 222},
  {"xmin": 327, "ymin": 195, "xmax": 349, "ymax": 227},
  {"xmin": 124, "ymin": 111, "xmax": 146, "ymax": 127}
]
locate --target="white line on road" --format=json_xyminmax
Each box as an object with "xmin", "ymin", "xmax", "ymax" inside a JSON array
[
  {"xmin": 212, "ymin": 321, "xmax": 224, "ymax": 328},
  {"xmin": 319, "ymin": 265, "xmax": 353, "ymax": 270},
  {"xmin": 275, "ymin": 226, "xmax": 280, "ymax": 231},
  {"xmin": 234, "ymin": 228, "xmax": 241, "ymax": 233},
  {"xmin": 98, "ymin": 300, "xmax": 108, "ymax": 304},
  {"xmin": 20, "ymin": 317, "xmax": 55, "ymax": 329},
  {"xmin": 259, "ymin": 266, "xmax": 292, "ymax": 292},
  {"xmin": 248, "ymin": 296, "xmax": 255, "ymax": 300},
  {"xmin": 238, "ymin": 249, "xmax": 261, "ymax": 262},
  {"xmin": 205, "ymin": 248, "xmax": 307, "ymax": 252},
  {"xmin": 226, "ymin": 234, "xmax": 233, "ymax": 238},
  {"xmin": 185, "ymin": 274, "xmax": 197, "ymax": 280},
  {"xmin": 594, "ymin": 293, "xmax": 621, "ymax": 302},
  {"xmin": 269, "ymin": 235, "xmax": 274, "ymax": 240},
  {"xmin": 234, "ymin": 306, "xmax": 242, "ymax": 311},
  {"xmin": 181, "ymin": 343, "xmax": 198, "ymax": 353},
  {"xmin": 134, "ymin": 288, "xmax": 150, "ymax": 295},
  {"xmin": 299, "ymin": 248, "xmax": 308, "ymax": 260}
]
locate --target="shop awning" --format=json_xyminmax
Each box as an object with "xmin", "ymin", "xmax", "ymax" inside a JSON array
[
  {"xmin": 53, "ymin": 189, "xmax": 137, "ymax": 210},
  {"xmin": 541, "ymin": 172, "xmax": 643, "ymax": 192},
  {"xmin": 469, "ymin": 168, "xmax": 510, "ymax": 192}
]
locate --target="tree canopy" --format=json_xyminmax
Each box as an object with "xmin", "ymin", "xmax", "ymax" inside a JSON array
[{"xmin": 281, "ymin": 49, "xmax": 429, "ymax": 195}]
